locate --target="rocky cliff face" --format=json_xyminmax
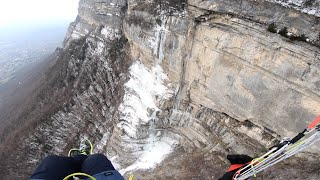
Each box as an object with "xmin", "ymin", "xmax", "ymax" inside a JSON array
[{"xmin": 1, "ymin": 0, "xmax": 320, "ymax": 179}]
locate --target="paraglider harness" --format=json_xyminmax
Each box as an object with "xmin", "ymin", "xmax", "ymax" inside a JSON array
[{"xmin": 232, "ymin": 116, "xmax": 320, "ymax": 180}]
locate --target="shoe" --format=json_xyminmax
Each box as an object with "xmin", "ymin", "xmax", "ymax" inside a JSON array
[
  {"xmin": 68, "ymin": 149, "xmax": 82, "ymax": 157},
  {"xmin": 68, "ymin": 139, "xmax": 93, "ymax": 157},
  {"xmin": 79, "ymin": 139, "xmax": 93, "ymax": 155}
]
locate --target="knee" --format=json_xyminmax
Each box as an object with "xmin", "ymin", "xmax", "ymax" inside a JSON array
[
  {"xmin": 43, "ymin": 155, "xmax": 60, "ymax": 161},
  {"xmin": 87, "ymin": 154, "xmax": 110, "ymax": 162},
  {"xmin": 90, "ymin": 154, "xmax": 107, "ymax": 159},
  {"xmin": 82, "ymin": 154, "xmax": 115, "ymax": 174}
]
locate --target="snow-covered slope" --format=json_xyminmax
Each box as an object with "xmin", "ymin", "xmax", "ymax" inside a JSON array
[{"xmin": 268, "ymin": 0, "xmax": 320, "ymax": 17}]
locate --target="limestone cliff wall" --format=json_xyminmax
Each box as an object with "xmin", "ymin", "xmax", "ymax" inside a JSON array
[
  {"xmin": 111, "ymin": 1, "xmax": 320, "ymax": 178},
  {"xmin": 0, "ymin": 0, "xmax": 320, "ymax": 179},
  {"xmin": 120, "ymin": 0, "xmax": 320, "ymax": 148}
]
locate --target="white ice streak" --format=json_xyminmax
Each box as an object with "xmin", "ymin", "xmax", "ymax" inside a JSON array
[
  {"xmin": 101, "ymin": 27, "xmax": 121, "ymax": 41},
  {"xmin": 148, "ymin": 16, "xmax": 168, "ymax": 62},
  {"xmin": 118, "ymin": 61, "xmax": 173, "ymax": 138},
  {"xmin": 71, "ymin": 23, "xmax": 89, "ymax": 39}
]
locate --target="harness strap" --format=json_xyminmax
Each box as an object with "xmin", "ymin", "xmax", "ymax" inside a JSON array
[{"xmin": 228, "ymin": 164, "xmax": 245, "ymax": 172}]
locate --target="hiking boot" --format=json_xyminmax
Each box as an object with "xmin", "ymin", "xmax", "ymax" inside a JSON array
[{"xmin": 79, "ymin": 139, "xmax": 93, "ymax": 155}]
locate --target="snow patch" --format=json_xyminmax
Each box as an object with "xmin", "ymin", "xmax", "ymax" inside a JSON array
[
  {"xmin": 101, "ymin": 27, "xmax": 121, "ymax": 40},
  {"xmin": 86, "ymin": 39, "xmax": 105, "ymax": 56},
  {"xmin": 267, "ymin": 0, "xmax": 320, "ymax": 17},
  {"xmin": 71, "ymin": 24, "xmax": 89, "ymax": 40},
  {"xmin": 120, "ymin": 137, "xmax": 177, "ymax": 173},
  {"xmin": 118, "ymin": 61, "xmax": 173, "ymax": 138},
  {"xmin": 109, "ymin": 155, "xmax": 121, "ymax": 170},
  {"xmin": 96, "ymin": 41, "xmax": 105, "ymax": 55},
  {"xmin": 155, "ymin": 4, "xmax": 187, "ymax": 17},
  {"xmin": 116, "ymin": 61, "xmax": 176, "ymax": 172}
]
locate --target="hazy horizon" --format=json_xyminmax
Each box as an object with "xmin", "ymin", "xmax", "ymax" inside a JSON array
[
  {"xmin": 0, "ymin": 0, "xmax": 80, "ymax": 85},
  {"xmin": 0, "ymin": 0, "xmax": 79, "ymax": 28}
]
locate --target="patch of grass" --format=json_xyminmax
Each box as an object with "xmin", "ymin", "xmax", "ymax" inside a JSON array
[
  {"xmin": 267, "ymin": 23, "xmax": 314, "ymax": 45},
  {"xmin": 267, "ymin": 22, "xmax": 277, "ymax": 33},
  {"xmin": 278, "ymin": 27, "xmax": 289, "ymax": 38},
  {"xmin": 289, "ymin": 34, "xmax": 307, "ymax": 42},
  {"xmin": 156, "ymin": 18, "xmax": 162, "ymax": 26},
  {"xmin": 243, "ymin": 120, "xmax": 255, "ymax": 129},
  {"xmin": 108, "ymin": 36, "xmax": 128, "ymax": 59}
]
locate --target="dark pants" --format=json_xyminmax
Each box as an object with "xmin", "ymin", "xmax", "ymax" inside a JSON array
[{"xmin": 30, "ymin": 154, "xmax": 115, "ymax": 180}]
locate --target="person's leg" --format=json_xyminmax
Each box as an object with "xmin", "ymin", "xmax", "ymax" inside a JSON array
[
  {"xmin": 30, "ymin": 155, "xmax": 87, "ymax": 180},
  {"xmin": 81, "ymin": 154, "xmax": 115, "ymax": 175}
]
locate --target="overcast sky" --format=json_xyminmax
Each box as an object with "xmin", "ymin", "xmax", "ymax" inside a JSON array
[{"xmin": 0, "ymin": 0, "xmax": 79, "ymax": 27}]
